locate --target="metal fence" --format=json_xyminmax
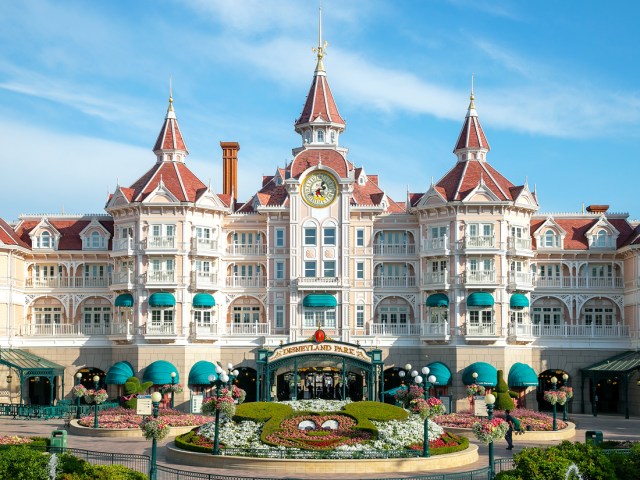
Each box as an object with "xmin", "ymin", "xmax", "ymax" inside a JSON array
[{"xmin": 0, "ymin": 401, "xmax": 119, "ymax": 420}]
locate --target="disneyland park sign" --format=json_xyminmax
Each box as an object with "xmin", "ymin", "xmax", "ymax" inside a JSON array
[{"xmin": 269, "ymin": 341, "xmax": 372, "ymax": 364}]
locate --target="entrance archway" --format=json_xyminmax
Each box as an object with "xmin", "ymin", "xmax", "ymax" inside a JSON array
[
  {"xmin": 28, "ymin": 376, "xmax": 57, "ymax": 405},
  {"xmin": 234, "ymin": 367, "xmax": 257, "ymax": 403}
]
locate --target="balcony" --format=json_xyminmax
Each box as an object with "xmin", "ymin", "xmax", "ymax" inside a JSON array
[
  {"xmin": 507, "ymin": 237, "xmax": 533, "ymax": 256},
  {"xmin": 192, "ymin": 238, "xmax": 219, "ymax": 255},
  {"xmin": 145, "ymin": 236, "xmax": 176, "ymax": 250},
  {"xmin": 294, "ymin": 277, "xmax": 340, "ymax": 290},
  {"xmin": 370, "ymin": 323, "xmax": 421, "ymax": 336},
  {"xmin": 533, "ymin": 276, "xmax": 623, "ymax": 290},
  {"xmin": 145, "ymin": 271, "xmax": 176, "ymax": 286},
  {"xmin": 193, "ymin": 272, "xmax": 219, "ymax": 290},
  {"xmin": 225, "ymin": 323, "xmax": 270, "ymax": 335},
  {"xmin": 422, "ymin": 271, "xmax": 449, "ymax": 289},
  {"xmin": 462, "ymin": 270, "xmax": 497, "ymax": 285},
  {"xmin": 26, "ymin": 277, "xmax": 110, "ymax": 289},
  {"xmin": 464, "ymin": 235, "xmax": 496, "ymax": 249},
  {"xmin": 112, "ymin": 238, "xmax": 135, "ymax": 255},
  {"xmin": 144, "ymin": 322, "xmax": 176, "ymax": 336},
  {"xmin": 421, "ymin": 322, "xmax": 450, "ymax": 340},
  {"xmin": 420, "ymin": 237, "xmax": 449, "ymax": 256},
  {"xmin": 465, "ymin": 323, "xmax": 497, "ymax": 339},
  {"xmin": 514, "ymin": 323, "xmax": 629, "ymax": 338},
  {"xmin": 508, "ymin": 272, "xmax": 534, "ymax": 290},
  {"xmin": 111, "ymin": 271, "xmax": 134, "ymax": 288},
  {"xmin": 225, "ymin": 276, "xmax": 266, "ymax": 288},
  {"xmin": 373, "ymin": 276, "xmax": 416, "ymax": 288},
  {"xmin": 373, "ymin": 244, "xmax": 416, "ymax": 256},
  {"xmin": 225, "ymin": 244, "xmax": 267, "ymax": 256},
  {"xmin": 20, "ymin": 322, "xmax": 132, "ymax": 337}
]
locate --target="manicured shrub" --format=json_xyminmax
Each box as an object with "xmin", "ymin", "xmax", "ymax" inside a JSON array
[
  {"xmin": 494, "ymin": 370, "xmax": 515, "ymax": 411},
  {"xmin": 0, "ymin": 446, "xmax": 49, "ymax": 479},
  {"xmin": 234, "ymin": 401, "xmax": 293, "ymax": 443},
  {"xmin": 344, "ymin": 400, "xmax": 407, "ymax": 435},
  {"xmin": 123, "ymin": 377, "xmax": 153, "ymax": 409},
  {"xmin": 609, "ymin": 443, "xmax": 640, "ymax": 480}
]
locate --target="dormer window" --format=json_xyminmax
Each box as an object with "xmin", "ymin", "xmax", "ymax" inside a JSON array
[
  {"xmin": 82, "ymin": 230, "xmax": 107, "ymax": 250},
  {"xmin": 40, "ymin": 231, "xmax": 51, "ymax": 248},
  {"xmin": 591, "ymin": 229, "xmax": 614, "ymax": 249},
  {"xmin": 317, "ymin": 130, "xmax": 324, "ymax": 143}
]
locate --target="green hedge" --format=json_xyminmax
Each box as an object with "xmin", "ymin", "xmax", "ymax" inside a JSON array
[{"xmin": 175, "ymin": 429, "xmax": 212, "ymax": 454}]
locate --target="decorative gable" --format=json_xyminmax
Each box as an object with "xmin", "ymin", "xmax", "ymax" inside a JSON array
[
  {"xmin": 141, "ymin": 179, "xmax": 180, "ymax": 204},
  {"xmin": 461, "ymin": 181, "xmax": 502, "ymax": 203},
  {"xmin": 415, "ymin": 184, "xmax": 447, "ymax": 208},
  {"xmin": 586, "ymin": 215, "xmax": 619, "ymax": 249},
  {"xmin": 513, "ymin": 184, "xmax": 539, "ymax": 208},
  {"xmin": 29, "ymin": 218, "xmax": 61, "ymax": 250},
  {"xmin": 533, "ymin": 217, "xmax": 566, "ymax": 250},
  {"xmin": 79, "ymin": 218, "xmax": 111, "ymax": 250}
]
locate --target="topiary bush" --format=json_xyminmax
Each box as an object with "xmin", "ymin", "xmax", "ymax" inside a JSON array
[
  {"xmin": 0, "ymin": 446, "xmax": 49, "ymax": 480},
  {"xmin": 123, "ymin": 377, "xmax": 153, "ymax": 409},
  {"xmin": 494, "ymin": 370, "xmax": 515, "ymax": 411}
]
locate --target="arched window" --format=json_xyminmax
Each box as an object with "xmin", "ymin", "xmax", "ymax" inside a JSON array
[
  {"xmin": 543, "ymin": 229, "xmax": 559, "ymax": 248},
  {"xmin": 317, "ymin": 130, "xmax": 324, "ymax": 143},
  {"xmin": 40, "ymin": 231, "xmax": 51, "ymax": 248},
  {"xmin": 594, "ymin": 230, "xmax": 611, "ymax": 248},
  {"xmin": 91, "ymin": 231, "xmax": 102, "ymax": 248}
]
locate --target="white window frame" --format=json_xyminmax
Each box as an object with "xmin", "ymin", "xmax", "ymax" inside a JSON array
[
  {"xmin": 304, "ymin": 227, "xmax": 317, "ymax": 246},
  {"xmin": 303, "ymin": 308, "xmax": 336, "ymax": 328},
  {"xmin": 356, "ymin": 261, "xmax": 364, "ymax": 279},
  {"xmin": 275, "ymin": 261, "xmax": 285, "ymax": 280},
  {"xmin": 323, "ymin": 227, "xmax": 337, "ymax": 246},
  {"xmin": 275, "ymin": 228, "xmax": 285, "ymax": 247},
  {"xmin": 304, "ymin": 261, "xmax": 317, "ymax": 277},
  {"xmin": 323, "ymin": 260, "xmax": 336, "ymax": 277},
  {"xmin": 355, "ymin": 229, "xmax": 365, "ymax": 247},
  {"xmin": 356, "ymin": 305, "xmax": 365, "ymax": 328},
  {"xmin": 378, "ymin": 305, "xmax": 409, "ymax": 324},
  {"xmin": 275, "ymin": 305, "xmax": 285, "ymax": 328}
]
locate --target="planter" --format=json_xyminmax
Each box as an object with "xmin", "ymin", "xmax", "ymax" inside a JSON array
[
  {"xmin": 444, "ymin": 422, "xmax": 576, "ymax": 442},
  {"xmin": 68, "ymin": 419, "xmax": 195, "ymax": 438}
]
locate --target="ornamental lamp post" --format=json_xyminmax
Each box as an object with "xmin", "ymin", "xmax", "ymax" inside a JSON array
[
  {"xmin": 75, "ymin": 372, "xmax": 83, "ymax": 419},
  {"xmin": 227, "ymin": 363, "xmax": 239, "ymax": 387},
  {"xmin": 485, "ymin": 393, "xmax": 496, "ymax": 479},
  {"xmin": 92, "ymin": 375, "xmax": 100, "ymax": 429},
  {"xmin": 208, "ymin": 366, "xmax": 229, "ymax": 455},
  {"xmin": 562, "ymin": 373, "xmax": 569, "ymax": 421},
  {"xmin": 550, "ymin": 376, "xmax": 558, "ymax": 431},
  {"xmin": 414, "ymin": 366, "xmax": 438, "ymax": 458},
  {"xmin": 170, "ymin": 371, "xmax": 177, "ymax": 409},
  {"xmin": 149, "ymin": 391, "xmax": 162, "ymax": 480}
]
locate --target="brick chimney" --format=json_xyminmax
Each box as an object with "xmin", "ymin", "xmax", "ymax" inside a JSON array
[
  {"xmin": 220, "ymin": 141, "xmax": 240, "ymax": 204},
  {"xmin": 586, "ymin": 205, "xmax": 609, "ymax": 214}
]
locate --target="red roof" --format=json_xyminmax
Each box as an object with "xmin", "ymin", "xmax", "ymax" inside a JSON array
[
  {"xmin": 531, "ymin": 217, "xmax": 636, "ymax": 250},
  {"xmin": 454, "ymin": 102, "xmax": 490, "ymax": 152},
  {"xmin": 295, "ymin": 74, "xmax": 345, "ymax": 127},
  {"xmin": 435, "ymin": 160, "xmax": 515, "ymax": 202},
  {"xmin": 16, "ymin": 219, "xmax": 113, "ymax": 250},
  {"xmin": 290, "ymin": 149, "xmax": 352, "ymax": 179},
  {"xmin": 153, "ymin": 106, "xmax": 187, "ymax": 153},
  {"xmin": 128, "ymin": 162, "xmax": 207, "ymax": 203},
  {"xmin": 0, "ymin": 218, "xmax": 29, "ymax": 248}
]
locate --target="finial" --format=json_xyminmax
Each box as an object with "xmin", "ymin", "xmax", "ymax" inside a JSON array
[
  {"xmin": 168, "ymin": 76, "xmax": 174, "ymax": 112},
  {"xmin": 312, "ymin": 6, "xmax": 328, "ymax": 73},
  {"xmin": 430, "ymin": 176, "xmax": 435, "ymax": 187},
  {"xmin": 469, "ymin": 73, "xmax": 476, "ymax": 110}
]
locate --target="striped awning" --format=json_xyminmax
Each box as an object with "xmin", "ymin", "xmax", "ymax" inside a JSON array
[
  {"xmin": 105, "ymin": 361, "xmax": 134, "ymax": 385},
  {"xmin": 114, "ymin": 293, "xmax": 134, "ymax": 307},
  {"xmin": 462, "ymin": 362, "xmax": 497, "ymax": 386},
  {"xmin": 142, "ymin": 360, "xmax": 179, "ymax": 385},
  {"xmin": 508, "ymin": 363, "xmax": 539, "ymax": 387},
  {"xmin": 510, "ymin": 293, "xmax": 529, "ymax": 309},
  {"xmin": 188, "ymin": 361, "xmax": 218, "ymax": 385},
  {"xmin": 467, "ymin": 292, "xmax": 494, "ymax": 307},
  {"xmin": 148, "ymin": 292, "xmax": 176, "ymax": 307},
  {"xmin": 193, "ymin": 293, "xmax": 215, "ymax": 308},
  {"xmin": 303, "ymin": 294, "xmax": 337, "ymax": 307},
  {"xmin": 426, "ymin": 293, "xmax": 449, "ymax": 307},
  {"xmin": 426, "ymin": 361, "xmax": 452, "ymax": 386}
]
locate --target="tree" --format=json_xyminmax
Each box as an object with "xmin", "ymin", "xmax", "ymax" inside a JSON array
[{"xmin": 494, "ymin": 370, "xmax": 515, "ymax": 411}]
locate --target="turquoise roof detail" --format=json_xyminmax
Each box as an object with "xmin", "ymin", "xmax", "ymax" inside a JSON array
[
  {"xmin": 114, "ymin": 293, "xmax": 134, "ymax": 307},
  {"xmin": 426, "ymin": 293, "xmax": 449, "ymax": 307},
  {"xmin": 508, "ymin": 362, "xmax": 539, "ymax": 387},
  {"xmin": 105, "ymin": 361, "xmax": 134, "ymax": 385},
  {"xmin": 148, "ymin": 292, "xmax": 176, "ymax": 307},
  {"xmin": 467, "ymin": 292, "xmax": 494, "ymax": 307},
  {"xmin": 142, "ymin": 360, "xmax": 179, "ymax": 385},
  {"xmin": 188, "ymin": 360, "xmax": 218, "ymax": 385},
  {"xmin": 426, "ymin": 361, "xmax": 452, "ymax": 386},
  {"xmin": 193, "ymin": 293, "xmax": 215, "ymax": 308},
  {"xmin": 462, "ymin": 362, "xmax": 497, "ymax": 386},
  {"xmin": 510, "ymin": 293, "xmax": 530, "ymax": 309},
  {"xmin": 303, "ymin": 294, "xmax": 337, "ymax": 307}
]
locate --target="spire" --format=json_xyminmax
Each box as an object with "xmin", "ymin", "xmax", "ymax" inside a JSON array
[
  {"xmin": 313, "ymin": 6, "xmax": 328, "ymax": 74},
  {"xmin": 153, "ymin": 85, "xmax": 188, "ymax": 161},
  {"xmin": 453, "ymin": 78, "xmax": 490, "ymax": 157}
]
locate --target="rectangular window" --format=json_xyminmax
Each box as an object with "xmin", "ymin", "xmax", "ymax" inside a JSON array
[
  {"xmin": 431, "ymin": 226, "xmax": 447, "ymax": 238},
  {"xmin": 356, "ymin": 262, "xmax": 364, "ymax": 279},
  {"xmin": 323, "ymin": 260, "xmax": 336, "ymax": 277},
  {"xmin": 304, "ymin": 227, "xmax": 317, "ymax": 246},
  {"xmin": 323, "ymin": 227, "xmax": 336, "ymax": 246},
  {"xmin": 275, "ymin": 261, "xmax": 285, "ymax": 279},
  {"xmin": 275, "ymin": 305, "xmax": 285, "ymax": 328},
  {"xmin": 356, "ymin": 305, "xmax": 365, "ymax": 328},
  {"xmin": 304, "ymin": 261, "xmax": 317, "ymax": 277},
  {"xmin": 356, "ymin": 229, "xmax": 365, "ymax": 247},
  {"xmin": 275, "ymin": 228, "xmax": 285, "ymax": 247}
]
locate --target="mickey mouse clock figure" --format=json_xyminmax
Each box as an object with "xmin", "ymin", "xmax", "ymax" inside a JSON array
[{"xmin": 301, "ymin": 171, "xmax": 338, "ymax": 208}]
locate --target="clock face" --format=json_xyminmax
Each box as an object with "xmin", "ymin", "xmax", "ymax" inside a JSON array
[{"xmin": 301, "ymin": 171, "xmax": 338, "ymax": 208}]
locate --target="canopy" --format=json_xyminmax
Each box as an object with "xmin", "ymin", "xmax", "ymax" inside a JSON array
[
  {"xmin": 148, "ymin": 292, "xmax": 176, "ymax": 307},
  {"xmin": 510, "ymin": 293, "xmax": 529, "ymax": 309},
  {"xmin": 383, "ymin": 385, "xmax": 408, "ymax": 396},
  {"xmin": 193, "ymin": 293, "xmax": 215, "ymax": 308},
  {"xmin": 467, "ymin": 292, "xmax": 494, "ymax": 307},
  {"xmin": 114, "ymin": 293, "xmax": 134, "ymax": 307},
  {"xmin": 142, "ymin": 360, "xmax": 180, "ymax": 385},
  {"xmin": 105, "ymin": 361, "xmax": 134, "ymax": 385},
  {"xmin": 426, "ymin": 361, "xmax": 452, "ymax": 386},
  {"xmin": 462, "ymin": 362, "xmax": 497, "ymax": 386},
  {"xmin": 303, "ymin": 294, "xmax": 337, "ymax": 308},
  {"xmin": 508, "ymin": 362, "xmax": 539, "ymax": 387},
  {"xmin": 188, "ymin": 360, "xmax": 218, "ymax": 385},
  {"xmin": 0, "ymin": 348, "xmax": 64, "ymax": 376},
  {"xmin": 426, "ymin": 293, "xmax": 449, "ymax": 307}
]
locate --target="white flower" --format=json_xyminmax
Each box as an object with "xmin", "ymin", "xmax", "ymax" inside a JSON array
[{"xmin": 279, "ymin": 399, "xmax": 352, "ymax": 412}]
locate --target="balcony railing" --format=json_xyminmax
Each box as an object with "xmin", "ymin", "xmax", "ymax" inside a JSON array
[
  {"xmin": 465, "ymin": 235, "xmax": 496, "ymax": 248},
  {"xmin": 421, "ymin": 237, "xmax": 449, "ymax": 254},
  {"xmin": 26, "ymin": 277, "xmax": 109, "ymax": 289},
  {"xmin": 422, "ymin": 322, "xmax": 449, "ymax": 336},
  {"xmin": 373, "ymin": 244, "xmax": 416, "ymax": 256},
  {"xmin": 533, "ymin": 276, "xmax": 623, "ymax": 289},
  {"xmin": 370, "ymin": 323, "xmax": 421, "ymax": 336},
  {"xmin": 113, "ymin": 238, "xmax": 135, "ymax": 252},
  {"xmin": 225, "ymin": 276, "xmax": 266, "ymax": 288},
  {"xmin": 193, "ymin": 272, "xmax": 218, "ymax": 288},
  {"xmin": 192, "ymin": 238, "xmax": 219, "ymax": 253},
  {"xmin": 466, "ymin": 323, "xmax": 496, "ymax": 336},
  {"xmin": 21, "ymin": 322, "xmax": 131, "ymax": 336},
  {"xmin": 373, "ymin": 276, "xmax": 416, "ymax": 287},
  {"xmin": 112, "ymin": 271, "xmax": 134, "ymax": 285},
  {"xmin": 146, "ymin": 236, "xmax": 176, "ymax": 249},
  {"xmin": 226, "ymin": 323, "xmax": 270, "ymax": 335},
  {"xmin": 295, "ymin": 277, "xmax": 340, "ymax": 288},
  {"xmin": 226, "ymin": 244, "xmax": 267, "ymax": 256},
  {"xmin": 512, "ymin": 323, "xmax": 629, "ymax": 338},
  {"xmin": 507, "ymin": 237, "xmax": 532, "ymax": 251},
  {"xmin": 508, "ymin": 272, "xmax": 534, "ymax": 289},
  {"xmin": 464, "ymin": 270, "xmax": 496, "ymax": 284},
  {"xmin": 422, "ymin": 271, "xmax": 448, "ymax": 286},
  {"xmin": 146, "ymin": 271, "xmax": 176, "ymax": 284},
  {"xmin": 145, "ymin": 323, "xmax": 176, "ymax": 335}
]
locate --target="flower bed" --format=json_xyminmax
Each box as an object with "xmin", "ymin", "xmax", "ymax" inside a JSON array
[
  {"xmin": 77, "ymin": 407, "xmax": 210, "ymax": 429},
  {"xmin": 0, "ymin": 436, "xmax": 34, "ymax": 446},
  {"xmin": 435, "ymin": 408, "xmax": 567, "ymax": 431}
]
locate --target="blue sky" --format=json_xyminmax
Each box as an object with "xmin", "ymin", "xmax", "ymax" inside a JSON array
[{"xmin": 1, "ymin": 0, "xmax": 639, "ymax": 221}]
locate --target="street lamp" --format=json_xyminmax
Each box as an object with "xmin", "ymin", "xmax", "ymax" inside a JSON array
[
  {"xmin": 208, "ymin": 366, "xmax": 229, "ymax": 455},
  {"xmin": 405, "ymin": 365, "xmax": 437, "ymax": 458},
  {"xmin": 485, "ymin": 393, "xmax": 496, "ymax": 479},
  {"xmin": 550, "ymin": 376, "xmax": 558, "ymax": 431},
  {"xmin": 562, "ymin": 373, "xmax": 569, "ymax": 421},
  {"xmin": 227, "ymin": 363, "xmax": 240, "ymax": 387},
  {"xmin": 75, "ymin": 372, "xmax": 83, "ymax": 419},
  {"xmin": 170, "ymin": 372, "xmax": 177, "ymax": 409},
  {"xmin": 149, "ymin": 391, "xmax": 162, "ymax": 480},
  {"xmin": 92, "ymin": 375, "xmax": 100, "ymax": 429}
]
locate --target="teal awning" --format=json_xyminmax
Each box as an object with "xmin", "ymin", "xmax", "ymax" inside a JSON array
[
  {"xmin": 467, "ymin": 292, "xmax": 494, "ymax": 307},
  {"xmin": 462, "ymin": 362, "xmax": 497, "ymax": 386},
  {"xmin": 510, "ymin": 293, "xmax": 529, "ymax": 309},
  {"xmin": 105, "ymin": 361, "xmax": 134, "ymax": 385},
  {"xmin": 114, "ymin": 293, "xmax": 134, "ymax": 307},
  {"xmin": 148, "ymin": 292, "xmax": 176, "ymax": 307},
  {"xmin": 303, "ymin": 294, "xmax": 337, "ymax": 307},
  {"xmin": 142, "ymin": 360, "xmax": 180, "ymax": 385},
  {"xmin": 188, "ymin": 360, "xmax": 217, "ymax": 385},
  {"xmin": 426, "ymin": 293, "xmax": 449, "ymax": 307},
  {"xmin": 426, "ymin": 361, "xmax": 452, "ymax": 386},
  {"xmin": 383, "ymin": 385, "xmax": 408, "ymax": 396},
  {"xmin": 508, "ymin": 363, "xmax": 539, "ymax": 387},
  {"xmin": 193, "ymin": 293, "xmax": 215, "ymax": 308}
]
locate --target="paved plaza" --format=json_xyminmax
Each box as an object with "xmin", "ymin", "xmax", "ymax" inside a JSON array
[{"xmin": 1, "ymin": 413, "xmax": 639, "ymax": 479}]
